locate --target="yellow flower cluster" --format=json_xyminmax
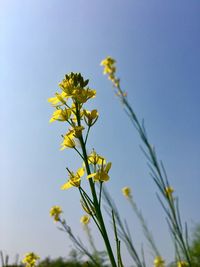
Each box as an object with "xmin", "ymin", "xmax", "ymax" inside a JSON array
[
  {"xmin": 22, "ymin": 252, "xmax": 40, "ymax": 267},
  {"xmin": 101, "ymin": 57, "xmax": 127, "ymax": 98},
  {"xmin": 49, "ymin": 206, "xmax": 62, "ymax": 222},
  {"xmin": 48, "ymin": 72, "xmax": 98, "ymax": 150},
  {"xmin": 154, "ymin": 256, "xmax": 165, "ymax": 267},
  {"xmin": 100, "ymin": 57, "xmax": 119, "ymax": 87},
  {"xmin": 48, "ymin": 73, "xmax": 96, "ymax": 107}
]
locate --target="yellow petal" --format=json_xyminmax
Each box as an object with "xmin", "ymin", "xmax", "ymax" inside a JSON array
[
  {"xmin": 87, "ymin": 173, "xmax": 96, "ymax": 179},
  {"xmin": 105, "ymin": 162, "xmax": 112, "ymax": 173},
  {"xmin": 77, "ymin": 167, "xmax": 84, "ymax": 177},
  {"xmin": 61, "ymin": 181, "xmax": 73, "ymax": 190}
]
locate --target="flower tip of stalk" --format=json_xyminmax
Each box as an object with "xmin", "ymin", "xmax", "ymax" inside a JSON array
[
  {"xmin": 165, "ymin": 186, "xmax": 174, "ymax": 198},
  {"xmin": 122, "ymin": 186, "xmax": 132, "ymax": 198},
  {"xmin": 50, "ymin": 206, "xmax": 63, "ymax": 222},
  {"xmin": 153, "ymin": 256, "xmax": 165, "ymax": 267},
  {"xmin": 80, "ymin": 215, "xmax": 90, "ymax": 225}
]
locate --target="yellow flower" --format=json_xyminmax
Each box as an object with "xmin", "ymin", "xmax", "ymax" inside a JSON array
[
  {"xmin": 83, "ymin": 109, "xmax": 99, "ymax": 126},
  {"xmin": 122, "ymin": 187, "xmax": 132, "ymax": 198},
  {"xmin": 154, "ymin": 256, "xmax": 165, "ymax": 267},
  {"xmin": 22, "ymin": 252, "xmax": 40, "ymax": 267},
  {"xmin": 73, "ymin": 126, "xmax": 85, "ymax": 138},
  {"xmin": 59, "ymin": 78, "xmax": 76, "ymax": 96},
  {"xmin": 165, "ymin": 186, "xmax": 174, "ymax": 198},
  {"xmin": 87, "ymin": 150, "xmax": 105, "ymax": 165},
  {"xmin": 177, "ymin": 261, "xmax": 188, "ymax": 267},
  {"xmin": 100, "ymin": 57, "xmax": 116, "ymax": 68},
  {"xmin": 73, "ymin": 88, "xmax": 96, "ymax": 104},
  {"xmin": 60, "ymin": 130, "xmax": 76, "ymax": 150},
  {"xmin": 87, "ymin": 162, "xmax": 112, "ymax": 182},
  {"xmin": 49, "ymin": 206, "xmax": 62, "ymax": 222},
  {"xmin": 80, "ymin": 215, "xmax": 90, "ymax": 225},
  {"xmin": 48, "ymin": 91, "xmax": 68, "ymax": 106},
  {"xmin": 49, "ymin": 108, "xmax": 71, "ymax": 123},
  {"xmin": 61, "ymin": 167, "xmax": 85, "ymax": 190}
]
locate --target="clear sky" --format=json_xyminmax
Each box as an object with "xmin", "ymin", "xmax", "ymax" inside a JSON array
[{"xmin": 1, "ymin": 0, "xmax": 200, "ymax": 266}]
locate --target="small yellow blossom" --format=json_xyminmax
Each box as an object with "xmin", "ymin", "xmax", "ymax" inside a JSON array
[
  {"xmin": 48, "ymin": 91, "xmax": 68, "ymax": 106},
  {"xmin": 61, "ymin": 167, "xmax": 85, "ymax": 190},
  {"xmin": 122, "ymin": 187, "xmax": 132, "ymax": 198},
  {"xmin": 50, "ymin": 206, "xmax": 62, "ymax": 222},
  {"xmin": 22, "ymin": 252, "xmax": 40, "ymax": 267},
  {"xmin": 80, "ymin": 215, "xmax": 90, "ymax": 225},
  {"xmin": 83, "ymin": 109, "xmax": 99, "ymax": 126},
  {"xmin": 73, "ymin": 126, "xmax": 85, "ymax": 138},
  {"xmin": 165, "ymin": 186, "xmax": 174, "ymax": 198},
  {"xmin": 73, "ymin": 88, "xmax": 96, "ymax": 104},
  {"xmin": 87, "ymin": 150, "xmax": 105, "ymax": 165},
  {"xmin": 154, "ymin": 256, "xmax": 165, "ymax": 267},
  {"xmin": 59, "ymin": 78, "xmax": 75, "ymax": 96},
  {"xmin": 49, "ymin": 108, "xmax": 71, "ymax": 123},
  {"xmin": 87, "ymin": 162, "xmax": 112, "ymax": 182},
  {"xmin": 177, "ymin": 261, "xmax": 188, "ymax": 267},
  {"xmin": 60, "ymin": 130, "xmax": 76, "ymax": 150}
]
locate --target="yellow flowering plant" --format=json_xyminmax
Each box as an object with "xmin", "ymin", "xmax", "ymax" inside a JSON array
[
  {"xmin": 101, "ymin": 56, "xmax": 193, "ymax": 266},
  {"xmin": 49, "ymin": 72, "xmax": 118, "ymax": 266}
]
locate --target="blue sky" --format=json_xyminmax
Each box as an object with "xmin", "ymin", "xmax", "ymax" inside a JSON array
[{"xmin": 1, "ymin": 0, "xmax": 200, "ymax": 266}]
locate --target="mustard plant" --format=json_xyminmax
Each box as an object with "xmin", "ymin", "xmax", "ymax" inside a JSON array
[
  {"xmin": 48, "ymin": 73, "xmax": 118, "ymax": 266},
  {"xmin": 101, "ymin": 57, "xmax": 192, "ymax": 266}
]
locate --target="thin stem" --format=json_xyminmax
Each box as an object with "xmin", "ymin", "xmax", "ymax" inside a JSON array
[
  {"xmin": 75, "ymin": 102, "xmax": 117, "ymax": 267},
  {"xmin": 113, "ymin": 81, "xmax": 192, "ymax": 265},
  {"xmin": 84, "ymin": 125, "xmax": 91, "ymax": 145}
]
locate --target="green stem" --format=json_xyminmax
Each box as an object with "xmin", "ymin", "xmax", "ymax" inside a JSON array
[
  {"xmin": 80, "ymin": 135, "xmax": 117, "ymax": 267},
  {"xmin": 75, "ymin": 102, "xmax": 117, "ymax": 267},
  {"xmin": 116, "ymin": 84, "xmax": 192, "ymax": 266}
]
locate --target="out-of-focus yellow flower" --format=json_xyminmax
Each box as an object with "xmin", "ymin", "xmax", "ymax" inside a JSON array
[
  {"xmin": 154, "ymin": 256, "xmax": 165, "ymax": 267},
  {"xmin": 22, "ymin": 252, "xmax": 40, "ymax": 267},
  {"xmin": 122, "ymin": 187, "xmax": 132, "ymax": 198},
  {"xmin": 60, "ymin": 130, "xmax": 76, "ymax": 150},
  {"xmin": 49, "ymin": 108, "xmax": 71, "ymax": 123},
  {"xmin": 87, "ymin": 162, "xmax": 112, "ymax": 182},
  {"xmin": 83, "ymin": 109, "xmax": 99, "ymax": 126},
  {"xmin": 100, "ymin": 57, "xmax": 116, "ymax": 74},
  {"xmin": 177, "ymin": 261, "xmax": 188, "ymax": 267},
  {"xmin": 165, "ymin": 186, "xmax": 174, "ymax": 198},
  {"xmin": 50, "ymin": 206, "xmax": 62, "ymax": 222},
  {"xmin": 87, "ymin": 150, "xmax": 105, "ymax": 165},
  {"xmin": 61, "ymin": 167, "xmax": 84, "ymax": 190},
  {"xmin": 80, "ymin": 215, "xmax": 90, "ymax": 225}
]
